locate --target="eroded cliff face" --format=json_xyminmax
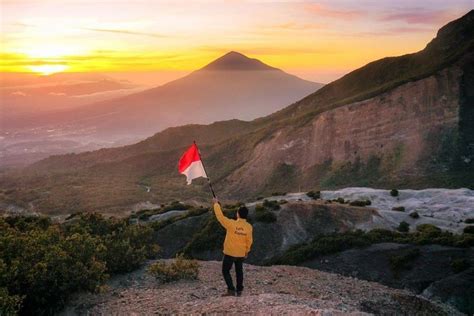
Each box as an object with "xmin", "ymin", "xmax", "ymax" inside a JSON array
[{"xmin": 224, "ymin": 66, "xmax": 466, "ymax": 197}]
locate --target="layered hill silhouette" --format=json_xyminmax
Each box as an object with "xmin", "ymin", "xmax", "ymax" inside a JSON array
[
  {"xmin": 16, "ymin": 51, "xmax": 321, "ymax": 140},
  {"xmin": 1, "ymin": 73, "xmax": 143, "ymax": 125},
  {"xmin": 0, "ymin": 52, "xmax": 321, "ymax": 167},
  {"xmin": 1, "ymin": 11, "xmax": 473, "ymax": 215}
]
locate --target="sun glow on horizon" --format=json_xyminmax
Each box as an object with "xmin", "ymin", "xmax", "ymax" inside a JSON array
[
  {"xmin": 15, "ymin": 44, "xmax": 87, "ymax": 75},
  {"xmin": 1, "ymin": 1, "xmax": 472, "ymax": 82},
  {"xmin": 28, "ymin": 64, "xmax": 69, "ymax": 75}
]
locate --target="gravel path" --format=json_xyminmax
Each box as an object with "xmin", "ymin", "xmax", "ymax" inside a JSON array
[{"xmin": 61, "ymin": 260, "xmax": 460, "ymax": 315}]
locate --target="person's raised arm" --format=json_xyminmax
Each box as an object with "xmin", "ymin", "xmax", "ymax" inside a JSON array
[{"xmin": 213, "ymin": 198, "xmax": 231, "ymax": 229}]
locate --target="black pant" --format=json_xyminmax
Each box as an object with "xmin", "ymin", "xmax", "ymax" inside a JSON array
[{"xmin": 222, "ymin": 254, "xmax": 244, "ymax": 292}]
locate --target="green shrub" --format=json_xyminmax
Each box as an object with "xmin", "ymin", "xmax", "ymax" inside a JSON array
[
  {"xmin": 271, "ymin": 192, "xmax": 286, "ymax": 196},
  {"xmin": 268, "ymin": 230, "xmax": 372, "ymax": 265},
  {"xmin": 306, "ymin": 191, "xmax": 321, "ymax": 200},
  {"xmin": 0, "ymin": 224, "xmax": 107, "ymax": 314},
  {"xmin": 349, "ymin": 199, "xmax": 371, "ymax": 207},
  {"xmin": 390, "ymin": 189, "xmax": 399, "ymax": 197},
  {"xmin": 182, "ymin": 214, "xmax": 224, "ymax": 256},
  {"xmin": 255, "ymin": 204, "xmax": 265, "ymax": 212},
  {"xmin": 5, "ymin": 216, "xmax": 52, "ymax": 232},
  {"xmin": 398, "ymin": 221, "xmax": 410, "ymax": 232},
  {"xmin": 0, "ymin": 287, "xmax": 22, "ymax": 315},
  {"xmin": 333, "ymin": 197, "xmax": 346, "ymax": 204},
  {"xmin": 138, "ymin": 213, "xmax": 152, "ymax": 221},
  {"xmin": 262, "ymin": 199, "xmax": 280, "ymax": 210},
  {"xmin": 416, "ymin": 224, "xmax": 441, "ymax": 234},
  {"xmin": 409, "ymin": 212, "xmax": 420, "ymax": 219},
  {"xmin": 464, "ymin": 226, "xmax": 474, "ymax": 234},
  {"xmin": 187, "ymin": 207, "xmax": 209, "ymax": 217},
  {"xmin": 451, "ymin": 258, "xmax": 470, "ymax": 273},
  {"xmin": 0, "ymin": 214, "xmax": 159, "ymax": 315},
  {"xmin": 392, "ymin": 206, "xmax": 405, "ymax": 212},
  {"xmin": 147, "ymin": 255, "xmax": 199, "ymax": 283},
  {"xmin": 465, "ymin": 218, "xmax": 474, "ymax": 224},
  {"xmin": 161, "ymin": 201, "xmax": 191, "ymax": 213},
  {"xmin": 255, "ymin": 209, "xmax": 277, "ymax": 223},
  {"xmin": 151, "ymin": 207, "xmax": 209, "ymax": 231},
  {"xmin": 267, "ymin": 228, "xmax": 474, "ymax": 266},
  {"xmin": 389, "ymin": 248, "xmax": 420, "ymax": 275},
  {"xmin": 103, "ymin": 224, "xmax": 157, "ymax": 274},
  {"xmin": 135, "ymin": 202, "xmax": 192, "ymax": 221}
]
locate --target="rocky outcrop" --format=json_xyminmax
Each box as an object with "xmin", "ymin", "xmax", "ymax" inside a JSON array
[
  {"xmin": 224, "ymin": 66, "xmax": 466, "ymax": 197},
  {"xmin": 61, "ymin": 260, "xmax": 461, "ymax": 315},
  {"xmin": 423, "ymin": 268, "xmax": 474, "ymax": 315},
  {"xmin": 320, "ymin": 188, "xmax": 474, "ymax": 233},
  {"xmin": 300, "ymin": 243, "xmax": 474, "ymax": 314},
  {"xmin": 154, "ymin": 213, "xmax": 209, "ymax": 258},
  {"xmin": 157, "ymin": 201, "xmax": 377, "ymax": 263},
  {"xmin": 151, "ymin": 198, "xmax": 474, "ymax": 314}
]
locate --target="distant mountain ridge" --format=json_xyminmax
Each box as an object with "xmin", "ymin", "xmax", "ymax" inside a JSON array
[
  {"xmin": 24, "ymin": 51, "xmax": 322, "ymax": 140},
  {"xmin": 202, "ymin": 51, "xmax": 278, "ymax": 71},
  {"xmin": 1, "ymin": 10, "xmax": 473, "ymax": 215}
]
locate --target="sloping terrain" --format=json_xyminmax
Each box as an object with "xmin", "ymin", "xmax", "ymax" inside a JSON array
[
  {"xmin": 1, "ymin": 11, "xmax": 473, "ymax": 215},
  {"xmin": 154, "ymin": 201, "xmax": 378, "ymax": 263},
  {"xmin": 139, "ymin": 196, "xmax": 474, "ymax": 313},
  {"xmin": 61, "ymin": 260, "xmax": 461, "ymax": 315},
  {"xmin": 300, "ymin": 243, "xmax": 474, "ymax": 314}
]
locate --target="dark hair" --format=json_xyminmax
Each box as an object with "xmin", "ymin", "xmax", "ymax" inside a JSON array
[{"xmin": 237, "ymin": 206, "xmax": 249, "ymax": 219}]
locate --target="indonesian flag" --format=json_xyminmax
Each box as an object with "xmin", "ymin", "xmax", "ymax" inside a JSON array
[{"xmin": 178, "ymin": 143, "xmax": 208, "ymax": 185}]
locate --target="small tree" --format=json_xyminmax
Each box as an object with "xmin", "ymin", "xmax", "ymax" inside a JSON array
[
  {"xmin": 398, "ymin": 221, "xmax": 410, "ymax": 232},
  {"xmin": 463, "ymin": 226, "xmax": 474, "ymax": 234},
  {"xmin": 409, "ymin": 212, "xmax": 420, "ymax": 219},
  {"xmin": 306, "ymin": 191, "xmax": 321, "ymax": 200},
  {"xmin": 392, "ymin": 206, "xmax": 405, "ymax": 212},
  {"xmin": 451, "ymin": 258, "xmax": 470, "ymax": 273}
]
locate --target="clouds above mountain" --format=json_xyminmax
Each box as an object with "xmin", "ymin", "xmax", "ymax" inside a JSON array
[{"xmin": 2, "ymin": 1, "xmax": 471, "ymax": 83}]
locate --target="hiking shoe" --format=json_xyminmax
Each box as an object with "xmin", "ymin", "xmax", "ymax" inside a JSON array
[
  {"xmin": 222, "ymin": 290, "xmax": 236, "ymax": 297},
  {"xmin": 236, "ymin": 291, "xmax": 242, "ymax": 297}
]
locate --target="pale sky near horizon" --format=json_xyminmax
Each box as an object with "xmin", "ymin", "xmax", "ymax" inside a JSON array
[{"xmin": 1, "ymin": 0, "xmax": 472, "ymax": 84}]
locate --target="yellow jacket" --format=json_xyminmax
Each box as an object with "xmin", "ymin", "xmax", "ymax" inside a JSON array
[{"xmin": 213, "ymin": 203, "xmax": 253, "ymax": 258}]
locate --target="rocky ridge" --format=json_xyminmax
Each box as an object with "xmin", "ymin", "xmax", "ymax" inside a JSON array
[{"xmin": 61, "ymin": 260, "xmax": 461, "ymax": 315}]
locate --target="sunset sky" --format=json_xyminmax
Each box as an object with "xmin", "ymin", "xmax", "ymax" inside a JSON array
[{"xmin": 1, "ymin": 0, "xmax": 472, "ymax": 84}]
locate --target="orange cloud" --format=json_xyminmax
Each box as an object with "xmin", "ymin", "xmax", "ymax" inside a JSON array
[
  {"xmin": 378, "ymin": 9, "xmax": 456, "ymax": 25},
  {"xmin": 11, "ymin": 91, "xmax": 27, "ymax": 96}
]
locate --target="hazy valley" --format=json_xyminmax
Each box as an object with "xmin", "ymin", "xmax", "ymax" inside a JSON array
[{"xmin": 0, "ymin": 52, "xmax": 321, "ymax": 168}]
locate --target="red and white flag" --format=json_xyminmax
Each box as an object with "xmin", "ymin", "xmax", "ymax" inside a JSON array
[{"xmin": 178, "ymin": 143, "xmax": 208, "ymax": 185}]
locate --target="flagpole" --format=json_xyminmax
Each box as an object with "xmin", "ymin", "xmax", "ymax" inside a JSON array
[{"xmin": 194, "ymin": 140, "xmax": 216, "ymax": 198}]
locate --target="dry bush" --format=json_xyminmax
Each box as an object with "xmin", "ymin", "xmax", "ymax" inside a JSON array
[{"xmin": 148, "ymin": 255, "xmax": 199, "ymax": 283}]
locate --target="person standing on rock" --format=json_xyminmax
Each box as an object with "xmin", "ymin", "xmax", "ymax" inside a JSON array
[{"xmin": 212, "ymin": 198, "xmax": 253, "ymax": 297}]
